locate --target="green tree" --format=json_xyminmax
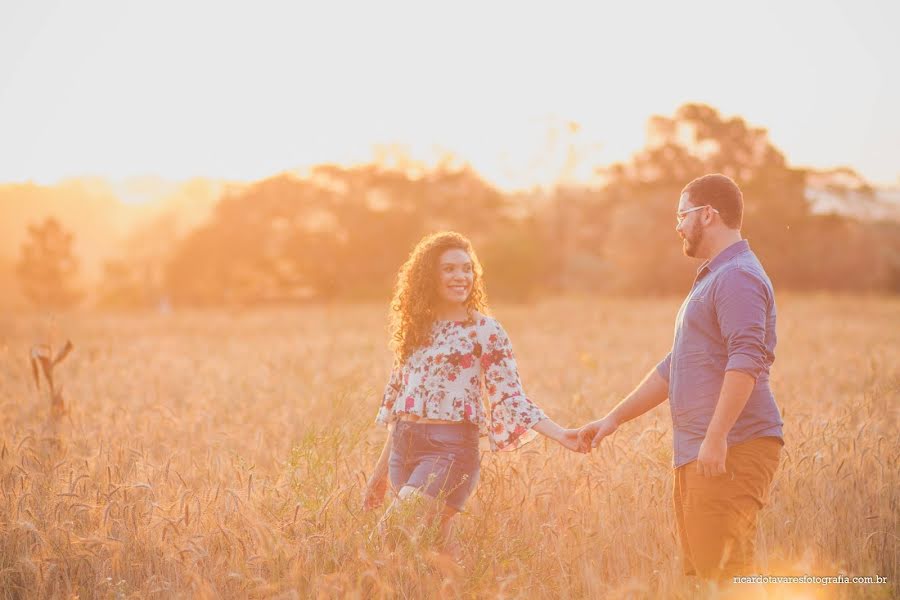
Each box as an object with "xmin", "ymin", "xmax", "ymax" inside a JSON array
[
  {"xmin": 591, "ymin": 103, "xmax": 810, "ymax": 292},
  {"xmin": 164, "ymin": 163, "xmax": 524, "ymax": 305},
  {"xmin": 16, "ymin": 217, "xmax": 82, "ymax": 309}
]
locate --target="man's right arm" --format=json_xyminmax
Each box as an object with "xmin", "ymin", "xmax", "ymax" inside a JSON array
[
  {"xmin": 578, "ymin": 358, "xmax": 670, "ymax": 449},
  {"xmin": 608, "ymin": 367, "xmax": 669, "ymax": 426}
]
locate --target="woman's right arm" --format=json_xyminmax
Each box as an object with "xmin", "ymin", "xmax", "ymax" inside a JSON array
[
  {"xmin": 364, "ymin": 364, "xmax": 403, "ymax": 509},
  {"xmin": 363, "ymin": 426, "xmax": 392, "ymax": 510}
]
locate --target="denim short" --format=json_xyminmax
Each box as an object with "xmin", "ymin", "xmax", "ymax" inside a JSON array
[{"xmin": 389, "ymin": 421, "xmax": 481, "ymax": 512}]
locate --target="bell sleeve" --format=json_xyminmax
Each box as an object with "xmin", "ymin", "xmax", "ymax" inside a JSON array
[
  {"xmin": 480, "ymin": 318, "xmax": 547, "ymax": 451},
  {"xmin": 375, "ymin": 363, "xmax": 404, "ymax": 426}
]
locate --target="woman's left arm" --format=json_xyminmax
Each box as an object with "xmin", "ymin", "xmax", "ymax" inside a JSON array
[
  {"xmin": 533, "ymin": 418, "xmax": 585, "ymax": 453},
  {"xmin": 481, "ymin": 318, "xmax": 583, "ymax": 452}
]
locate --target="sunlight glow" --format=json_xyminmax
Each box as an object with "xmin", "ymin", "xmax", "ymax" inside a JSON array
[{"xmin": 1, "ymin": 0, "xmax": 898, "ymax": 189}]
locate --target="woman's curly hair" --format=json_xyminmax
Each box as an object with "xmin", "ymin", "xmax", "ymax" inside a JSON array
[{"xmin": 389, "ymin": 231, "xmax": 490, "ymax": 364}]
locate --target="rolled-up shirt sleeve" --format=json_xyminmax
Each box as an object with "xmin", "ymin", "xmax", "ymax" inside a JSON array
[
  {"xmin": 714, "ymin": 267, "xmax": 771, "ymax": 380},
  {"xmin": 655, "ymin": 351, "xmax": 672, "ymax": 383}
]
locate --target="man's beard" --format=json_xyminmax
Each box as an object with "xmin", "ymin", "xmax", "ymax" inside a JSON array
[{"xmin": 681, "ymin": 222, "xmax": 704, "ymax": 257}]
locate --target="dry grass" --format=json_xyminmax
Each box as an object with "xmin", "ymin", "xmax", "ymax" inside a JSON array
[{"xmin": 0, "ymin": 295, "xmax": 897, "ymax": 599}]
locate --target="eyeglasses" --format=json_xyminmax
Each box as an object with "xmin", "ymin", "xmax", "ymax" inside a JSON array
[{"xmin": 676, "ymin": 204, "xmax": 720, "ymax": 224}]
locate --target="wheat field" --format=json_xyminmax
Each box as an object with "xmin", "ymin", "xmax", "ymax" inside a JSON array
[{"xmin": 0, "ymin": 295, "xmax": 897, "ymax": 599}]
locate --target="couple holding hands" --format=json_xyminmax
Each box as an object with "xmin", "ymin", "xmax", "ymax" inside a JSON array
[{"xmin": 364, "ymin": 174, "xmax": 784, "ymax": 585}]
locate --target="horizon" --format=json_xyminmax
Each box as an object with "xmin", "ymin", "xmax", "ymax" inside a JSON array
[{"xmin": 1, "ymin": 0, "xmax": 899, "ymax": 191}]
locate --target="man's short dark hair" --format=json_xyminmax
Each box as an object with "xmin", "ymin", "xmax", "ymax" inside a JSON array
[{"xmin": 682, "ymin": 174, "xmax": 743, "ymax": 229}]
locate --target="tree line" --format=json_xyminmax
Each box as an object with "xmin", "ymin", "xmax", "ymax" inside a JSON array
[{"xmin": 15, "ymin": 104, "xmax": 900, "ymax": 310}]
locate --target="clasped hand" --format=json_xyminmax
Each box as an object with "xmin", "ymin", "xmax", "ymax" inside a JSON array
[
  {"xmin": 573, "ymin": 415, "xmax": 619, "ymax": 453},
  {"xmin": 553, "ymin": 416, "xmax": 619, "ymax": 454}
]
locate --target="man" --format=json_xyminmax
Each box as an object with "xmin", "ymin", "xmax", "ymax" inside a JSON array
[{"xmin": 578, "ymin": 173, "xmax": 784, "ymax": 583}]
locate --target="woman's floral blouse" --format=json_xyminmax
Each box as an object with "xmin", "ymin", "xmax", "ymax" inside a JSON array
[{"xmin": 375, "ymin": 313, "xmax": 546, "ymax": 451}]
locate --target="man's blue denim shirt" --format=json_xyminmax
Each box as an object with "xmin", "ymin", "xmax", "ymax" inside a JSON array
[{"xmin": 656, "ymin": 239, "xmax": 784, "ymax": 468}]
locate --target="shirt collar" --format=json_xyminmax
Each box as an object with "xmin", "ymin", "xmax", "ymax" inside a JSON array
[{"xmin": 696, "ymin": 239, "xmax": 750, "ymax": 277}]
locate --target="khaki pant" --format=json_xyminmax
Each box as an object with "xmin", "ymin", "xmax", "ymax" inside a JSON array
[{"xmin": 673, "ymin": 436, "xmax": 783, "ymax": 581}]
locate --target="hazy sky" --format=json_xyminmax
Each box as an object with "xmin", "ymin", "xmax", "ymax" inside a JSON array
[{"xmin": 1, "ymin": 0, "xmax": 898, "ymax": 190}]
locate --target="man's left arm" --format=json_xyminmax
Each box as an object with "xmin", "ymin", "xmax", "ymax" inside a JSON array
[{"xmin": 697, "ymin": 268, "xmax": 771, "ymax": 477}]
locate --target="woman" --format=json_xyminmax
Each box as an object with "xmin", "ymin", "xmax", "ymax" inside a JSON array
[{"xmin": 362, "ymin": 231, "xmax": 583, "ymax": 550}]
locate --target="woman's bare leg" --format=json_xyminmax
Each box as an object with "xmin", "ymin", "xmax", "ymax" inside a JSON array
[
  {"xmin": 437, "ymin": 505, "xmax": 461, "ymax": 559},
  {"xmin": 380, "ymin": 485, "xmax": 461, "ymax": 557}
]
